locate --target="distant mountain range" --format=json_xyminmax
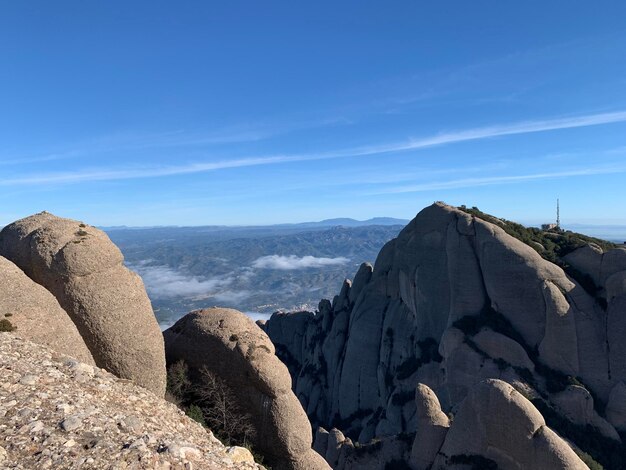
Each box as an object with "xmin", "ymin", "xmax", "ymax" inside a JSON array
[
  {"xmin": 101, "ymin": 216, "xmax": 410, "ymax": 231},
  {"xmin": 105, "ymin": 223, "xmax": 405, "ymax": 328}
]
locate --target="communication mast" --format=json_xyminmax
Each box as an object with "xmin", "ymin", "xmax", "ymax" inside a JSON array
[{"xmin": 556, "ymin": 198, "xmax": 560, "ymax": 229}]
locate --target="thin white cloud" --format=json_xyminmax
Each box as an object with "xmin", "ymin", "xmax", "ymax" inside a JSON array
[
  {"xmin": 3, "ymin": 110, "xmax": 626, "ymax": 186},
  {"xmin": 369, "ymin": 165, "xmax": 626, "ymax": 195},
  {"xmin": 130, "ymin": 264, "xmax": 234, "ymax": 299},
  {"xmin": 252, "ymin": 254, "xmax": 349, "ymax": 270}
]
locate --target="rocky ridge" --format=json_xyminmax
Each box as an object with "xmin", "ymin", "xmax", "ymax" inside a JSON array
[{"xmin": 263, "ymin": 202, "xmax": 626, "ymax": 469}]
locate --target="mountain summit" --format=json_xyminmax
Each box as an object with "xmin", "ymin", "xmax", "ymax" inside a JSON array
[{"xmin": 263, "ymin": 202, "xmax": 626, "ymax": 469}]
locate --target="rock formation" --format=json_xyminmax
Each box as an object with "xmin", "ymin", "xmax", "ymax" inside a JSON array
[
  {"xmin": 263, "ymin": 202, "xmax": 626, "ymax": 469},
  {"xmin": 0, "ymin": 333, "xmax": 262, "ymax": 469},
  {"xmin": 163, "ymin": 308, "xmax": 330, "ymax": 470},
  {"xmin": 410, "ymin": 383, "xmax": 449, "ymax": 470},
  {"xmin": 0, "ymin": 212, "xmax": 166, "ymax": 396},
  {"xmin": 0, "ymin": 256, "xmax": 94, "ymax": 365}
]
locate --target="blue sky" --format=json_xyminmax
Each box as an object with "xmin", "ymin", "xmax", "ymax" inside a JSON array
[{"xmin": 1, "ymin": 1, "xmax": 626, "ymax": 227}]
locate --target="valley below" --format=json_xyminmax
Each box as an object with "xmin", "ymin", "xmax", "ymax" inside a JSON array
[{"xmin": 105, "ymin": 221, "xmax": 406, "ymax": 328}]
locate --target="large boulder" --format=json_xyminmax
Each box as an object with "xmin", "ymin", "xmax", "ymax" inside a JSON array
[
  {"xmin": 433, "ymin": 379, "xmax": 586, "ymax": 470},
  {"xmin": 0, "ymin": 256, "xmax": 94, "ymax": 364},
  {"xmin": 163, "ymin": 308, "xmax": 330, "ymax": 470},
  {"xmin": 0, "ymin": 212, "xmax": 166, "ymax": 396},
  {"xmin": 410, "ymin": 383, "xmax": 450, "ymax": 470}
]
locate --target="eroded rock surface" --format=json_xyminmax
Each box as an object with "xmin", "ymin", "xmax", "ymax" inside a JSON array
[
  {"xmin": 434, "ymin": 380, "xmax": 587, "ymax": 469},
  {"xmin": 0, "ymin": 256, "xmax": 94, "ymax": 365},
  {"xmin": 0, "ymin": 212, "xmax": 166, "ymax": 396}
]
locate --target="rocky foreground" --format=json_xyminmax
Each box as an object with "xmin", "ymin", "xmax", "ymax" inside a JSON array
[{"xmin": 0, "ymin": 333, "xmax": 261, "ymax": 469}]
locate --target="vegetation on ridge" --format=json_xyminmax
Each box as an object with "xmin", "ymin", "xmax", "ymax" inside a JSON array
[
  {"xmin": 458, "ymin": 205, "xmax": 616, "ymax": 305},
  {"xmin": 457, "ymin": 205, "xmax": 616, "ymax": 261}
]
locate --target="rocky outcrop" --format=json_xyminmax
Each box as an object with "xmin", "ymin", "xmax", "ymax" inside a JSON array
[
  {"xmin": 410, "ymin": 384, "xmax": 449, "ymax": 470},
  {"xmin": 0, "ymin": 256, "xmax": 94, "ymax": 365},
  {"xmin": 0, "ymin": 333, "xmax": 262, "ymax": 469},
  {"xmin": 163, "ymin": 308, "xmax": 330, "ymax": 470},
  {"xmin": 433, "ymin": 379, "xmax": 586, "ymax": 469},
  {"xmin": 263, "ymin": 202, "xmax": 624, "ymax": 469},
  {"xmin": 0, "ymin": 212, "xmax": 166, "ymax": 396}
]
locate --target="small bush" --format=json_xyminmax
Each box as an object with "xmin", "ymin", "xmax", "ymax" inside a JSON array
[
  {"xmin": 76, "ymin": 229, "xmax": 89, "ymax": 237},
  {"xmin": 167, "ymin": 360, "xmax": 192, "ymax": 399},
  {"xmin": 186, "ymin": 404, "xmax": 206, "ymax": 426},
  {"xmin": 575, "ymin": 450, "xmax": 605, "ymax": 470},
  {"xmin": 0, "ymin": 319, "xmax": 16, "ymax": 332}
]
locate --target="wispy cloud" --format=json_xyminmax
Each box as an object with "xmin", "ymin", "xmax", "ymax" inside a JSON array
[
  {"xmin": 0, "ymin": 151, "xmax": 80, "ymax": 166},
  {"xmin": 130, "ymin": 263, "xmax": 234, "ymax": 299},
  {"xmin": 3, "ymin": 110, "xmax": 626, "ymax": 186},
  {"xmin": 252, "ymin": 255, "xmax": 349, "ymax": 270},
  {"xmin": 369, "ymin": 165, "xmax": 626, "ymax": 195}
]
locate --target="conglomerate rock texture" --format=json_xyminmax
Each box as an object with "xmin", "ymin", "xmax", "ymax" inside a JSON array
[
  {"xmin": 0, "ymin": 333, "xmax": 262, "ymax": 470},
  {"xmin": 0, "ymin": 212, "xmax": 167, "ymax": 396},
  {"xmin": 163, "ymin": 308, "xmax": 330, "ymax": 470},
  {"xmin": 263, "ymin": 202, "xmax": 626, "ymax": 469},
  {"xmin": 0, "ymin": 255, "xmax": 94, "ymax": 365}
]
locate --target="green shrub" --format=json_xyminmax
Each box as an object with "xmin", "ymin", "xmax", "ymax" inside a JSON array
[
  {"xmin": 576, "ymin": 450, "xmax": 605, "ymax": 470},
  {"xmin": 457, "ymin": 206, "xmax": 615, "ymax": 304},
  {"xmin": 0, "ymin": 319, "xmax": 16, "ymax": 332},
  {"xmin": 186, "ymin": 404, "xmax": 206, "ymax": 426}
]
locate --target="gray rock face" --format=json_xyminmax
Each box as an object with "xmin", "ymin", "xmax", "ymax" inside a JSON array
[
  {"xmin": 163, "ymin": 308, "xmax": 330, "ymax": 470},
  {"xmin": 433, "ymin": 380, "xmax": 587, "ymax": 469},
  {"xmin": 0, "ymin": 256, "xmax": 94, "ymax": 364},
  {"xmin": 410, "ymin": 384, "xmax": 449, "ymax": 470},
  {"xmin": 551, "ymin": 385, "xmax": 620, "ymax": 441},
  {"xmin": 607, "ymin": 381, "xmax": 626, "ymax": 432},
  {"xmin": 0, "ymin": 212, "xmax": 166, "ymax": 396},
  {"xmin": 263, "ymin": 202, "xmax": 623, "ymax": 468}
]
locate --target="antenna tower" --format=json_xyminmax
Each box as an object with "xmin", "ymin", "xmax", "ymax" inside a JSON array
[{"xmin": 556, "ymin": 198, "xmax": 560, "ymax": 229}]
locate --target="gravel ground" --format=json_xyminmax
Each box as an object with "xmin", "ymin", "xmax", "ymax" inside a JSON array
[{"xmin": 0, "ymin": 333, "xmax": 264, "ymax": 470}]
